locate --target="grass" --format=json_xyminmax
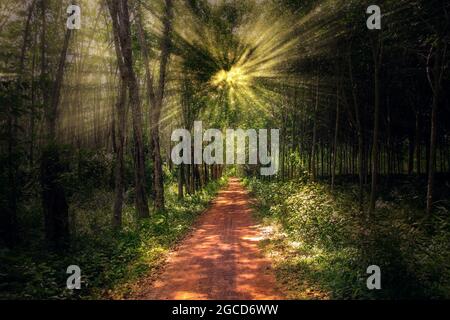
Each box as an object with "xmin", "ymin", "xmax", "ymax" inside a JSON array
[
  {"xmin": 243, "ymin": 177, "xmax": 450, "ymax": 300},
  {"xmin": 0, "ymin": 176, "xmax": 228, "ymax": 300}
]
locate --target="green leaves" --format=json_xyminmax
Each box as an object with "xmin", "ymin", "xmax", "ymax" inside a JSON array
[
  {"xmin": 0, "ymin": 177, "xmax": 227, "ymax": 299},
  {"xmin": 246, "ymin": 177, "xmax": 450, "ymax": 299}
]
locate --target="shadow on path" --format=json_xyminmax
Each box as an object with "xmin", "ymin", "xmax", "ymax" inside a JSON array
[{"xmin": 134, "ymin": 178, "xmax": 282, "ymax": 300}]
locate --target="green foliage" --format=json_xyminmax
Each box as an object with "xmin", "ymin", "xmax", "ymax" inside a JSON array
[
  {"xmin": 0, "ymin": 177, "xmax": 227, "ymax": 300},
  {"xmin": 244, "ymin": 177, "xmax": 450, "ymax": 299}
]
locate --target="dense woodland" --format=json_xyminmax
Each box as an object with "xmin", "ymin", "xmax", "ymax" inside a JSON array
[{"xmin": 0, "ymin": 0, "xmax": 449, "ymax": 299}]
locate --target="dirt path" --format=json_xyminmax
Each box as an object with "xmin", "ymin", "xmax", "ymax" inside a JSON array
[{"xmin": 134, "ymin": 178, "xmax": 282, "ymax": 300}]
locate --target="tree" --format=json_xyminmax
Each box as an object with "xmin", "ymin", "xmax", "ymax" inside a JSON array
[
  {"xmin": 107, "ymin": 0, "xmax": 150, "ymax": 218},
  {"xmin": 368, "ymin": 31, "xmax": 383, "ymax": 217},
  {"xmin": 331, "ymin": 74, "xmax": 340, "ymax": 190},
  {"xmin": 40, "ymin": 0, "xmax": 74, "ymax": 249},
  {"xmin": 426, "ymin": 38, "xmax": 447, "ymax": 215},
  {"xmin": 135, "ymin": 0, "xmax": 174, "ymax": 211},
  {"xmin": 310, "ymin": 76, "xmax": 319, "ymax": 182},
  {"xmin": 112, "ymin": 80, "xmax": 127, "ymax": 228}
]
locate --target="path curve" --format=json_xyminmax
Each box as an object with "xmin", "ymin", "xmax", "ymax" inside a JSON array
[{"xmin": 135, "ymin": 178, "xmax": 282, "ymax": 300}]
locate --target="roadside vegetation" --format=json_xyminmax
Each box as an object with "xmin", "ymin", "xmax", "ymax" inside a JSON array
[
  {"xmin": 0, "ymin": 148, "xmax": 227, "ymax": 299},
  {"xmin": 244, "ymin": 176, "xmax": 450, "ymax": 299}
]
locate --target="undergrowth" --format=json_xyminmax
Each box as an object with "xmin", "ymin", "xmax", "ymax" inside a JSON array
[
  {"xmin": 243, "ymin": 177, "xmax": 450, "ymax": 300},
  {"xmin": 0, "ymin": 177, "xmax": 228, "ymax": 300}
]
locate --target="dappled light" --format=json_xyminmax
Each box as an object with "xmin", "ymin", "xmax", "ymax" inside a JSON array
[{"xmin": 0, "ymin": 0, "xmax": 449, "ymax": 301}]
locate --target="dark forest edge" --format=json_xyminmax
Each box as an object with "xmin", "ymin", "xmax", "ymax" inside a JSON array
[{"xmin": 0, "ymin": 150, "xmax": 228, "ymax": 299}]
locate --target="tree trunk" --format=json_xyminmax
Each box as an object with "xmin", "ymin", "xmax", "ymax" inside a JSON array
[
  {"xmin": 408, "ymin": 133, "xmax": 414, "ymax": 175},
  {"xmin": 415, "ymin": 111, "xmax": 421, "ymax": 175},
  {"xmin": 152, "ymin": 0, "xmax": 173, "ymax": 211},
  {"xmin": 41, "ymin": 20, "xmax": 72, "ymax": 249},
  {"xmin": 3, "ymin": 0, "xmax": 37, "ymax": 246},
  {"xmin": 368, "ymin": 34, "xmax": 382, "ymax": 217},
  {"xmin": 311, "ymin": 77, "xmax": 319, "ymax": 182},
  {"xmin": 178, "ymin": 165, "xmax": 184, "ymax": 199},
  {"xmin": 108, "ymin": 0, "xmax": 150, "ymax": 218},
  {"xmin": 113, "ymin": 81, "xmax": 127, "ymax": 228},
  {"xmin": 426, "ymin": 40, "xmax": 446, "ymax": 215},
  {"xmin": 348, "ymin": 50, "xmax": 364, "ymax": 212},
  {"xmin": 332, "ymin": 81, "xmax": 340, "ymax": 190},
  {"xmin": 136, "ymin": 0, "xmax": 173, "ymax": 211}
]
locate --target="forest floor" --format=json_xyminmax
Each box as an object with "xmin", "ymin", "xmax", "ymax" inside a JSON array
[{"xmin": 131, "ymin": 178, "xmax": 283, "ymax": 300}]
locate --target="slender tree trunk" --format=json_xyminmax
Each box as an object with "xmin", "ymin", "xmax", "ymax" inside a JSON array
[
  {"xmin": 178, "ymin": 165, "xmax": 184, "ymax": 199},
  {"xmin": 41, "ymin": 15, "xmax": 73, "ymax": 249},
  {"xmin": 348, "ymin": 51, "xmax": 364, "ymax": 212},
  {"xmin": 113, "ymin": 81, "xmax": 127, "ymax": 228},
  {"xmin": 47, "ymin": 29, "xmax": 71, "ymax": 136},
  {"xmin": 186, "ymin": 162, "xmax": 192, "ymax": 194},
  {"xmin": 369, "ymin": 34, "xmax": 382, "ymax": 217},
  {"xmin": 29, "ymin": 29, "xmax": 38, "ymax": 168},
  {"xmin": 152, "ymin": 0, "xmax": 173, "ymax": 211},
  {"xmin": 3, "ymin": 0, "xmax": 37, "ymax": 246},
  {"xmin": 408, "ymin": 130, "xmax": 415, "ymax": 175},
  {"xmin": 386, "ymin": 103, "xmax": 392, "ymax": 178},
  {"xmin": 311, "ymin": 77, "xmax": 319, "ymax": 182},
  {"xmin": 108, "ymin": 0, "xmax": 149, "ymax": 218},
  {"xmin": 332, "ymin": 81, "xmax": 340, "ymax": 190},
  {"xmin": 415, "ymin": 111, "xmax": 421, "ymax": 175},
  {"xmin": 426, "ymin": 40, "xmax": 446, "ymax": 215},
  {"xmin": 136, "ymin": 0, "xmax": 173, "ymax": 211},
  {"xmin": 281, "ymin": 119, "xmax": 286, "ymax": 180}
]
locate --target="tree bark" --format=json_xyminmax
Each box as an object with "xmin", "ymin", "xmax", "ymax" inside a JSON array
[
  {"xmin": 311, "ymin": 77, "xmax": 319, "ymax": 182},
  {"xmin": 331, "ymin": 79, "xmax": 340, "ymax": 190},
  {"xmin": 113, "ymin": 81, "xmax": 127, "ymax": 228},
  {"xmin": 426, "ymin": 39, "xmax": 446, "ymax": 215},
  {"xmin": 368, "ymin": 34, "xmax": 382, "ymax": 217},
  {"xmin": 108, "ymin": 0, "xmax": 149, "ymax": 218},
  {"xmin": 152, "ymin": 0, "xmax": 173, "ymax": 211},
  {"xmin": 178, "ymin": 165, "xmax": 184, "ymax": 199},
  {"xmin": 3, "ymin": 0, "xmax": 37, "ymax": 247},
  {"xmin": 348, "ymin": 50, "xmax": 364, "ymax": 212},
  {"xmin": 135, "ymin": 0, "xmax": 173, "ymax": 211},
  {"xmin": 41, "ymin": 7, "xmax": 73, "ymax": 249},
  {"xmin": 415, "ymin": 110, "xmax": 421, "ymax": 175}
]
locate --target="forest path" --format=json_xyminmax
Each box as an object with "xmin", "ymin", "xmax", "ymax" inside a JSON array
[{"xmin": 134, "ymin": 178, "xmax": 282, "ymax": 300}]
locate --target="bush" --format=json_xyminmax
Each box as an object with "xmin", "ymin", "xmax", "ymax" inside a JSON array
[
  {"xmin": 0, "ymin": 175, "xmax": 227, "ymax": 300},
  {"xmin": 244, "ymin": 177, "xmax": 450, "ymax": 299}
]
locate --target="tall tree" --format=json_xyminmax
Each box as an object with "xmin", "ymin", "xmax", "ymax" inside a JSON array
[
  {"xmin": 4, "ymin": 0, "xmax": 37, "ymax": 246},
  {"xmin": 112, "ymin": 79, "xmax": 127, "ymax": 227},
  {"xmin": 40, "ymin": 0, "xmax": 74, "ymax": 249},
  {"xmin": 135, "ymin": 0, "xmax": 174, "ymax": 211},
  {"xmin": 368, "ymin": 32, "xmax": 383, "ymax": 217},
  {"xmin": 310, "ymin": 76, "xmax": 319, "ymax": 182},
  {"xmin": 331, "ymin": 75, "xmax": 340, "ymax": 190},
  {"xmin": 107, "ymin": 0, "xmax": 150, "ymax": 218},
  {"xmin": 426, "ymin": 38, "xmax": 447, "ymax": 215}
]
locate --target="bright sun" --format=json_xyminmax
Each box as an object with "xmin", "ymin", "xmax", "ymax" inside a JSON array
[{"xmin": 211, "ymin": 66, "xmax": 248, "ymax": 88}]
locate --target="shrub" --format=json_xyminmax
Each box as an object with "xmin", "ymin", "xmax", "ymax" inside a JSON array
[{"xmin": 244, "ymin": 177, "xmax": 450, "ymax": 299}]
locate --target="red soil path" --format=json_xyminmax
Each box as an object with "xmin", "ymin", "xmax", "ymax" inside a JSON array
[{"xmin": 136, "ymin": 178, "xmax": 282, "ymax": 300}]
